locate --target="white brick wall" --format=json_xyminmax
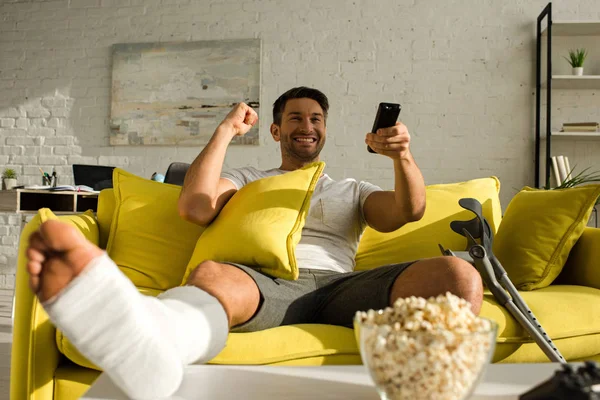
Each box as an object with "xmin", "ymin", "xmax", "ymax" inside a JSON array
[{"xmin": 1, "ymin": 0, "xmax": 600, "ymax": 288}]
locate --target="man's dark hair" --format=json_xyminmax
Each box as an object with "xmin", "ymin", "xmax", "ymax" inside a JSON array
[{"xmin": 272, "ymin": 86, "xmax": 329, "ymax": 126}]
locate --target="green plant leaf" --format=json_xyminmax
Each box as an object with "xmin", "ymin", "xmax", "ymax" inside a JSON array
[
  {"xmin": 1, "ymin": 168, "xmax": 17, "ymax": 179},
  {"xmin": 552, "ymin": 164, "xmax": 600, "ymax": 205},
  {"xmin": 565, "ymin": 48, "xmax": 587, "ymax": 67}
]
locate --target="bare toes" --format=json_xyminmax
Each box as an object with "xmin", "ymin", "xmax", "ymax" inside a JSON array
[
  {"xmin": 29, "ymin": 231, "xmax": 49, "ymax": 254},
  {"xmin": 27, "ymin": 247, "xmax": 46, "ymax": 264},
  {"xmin": 27, "ymin": 259, "xmax": 42, "ymax": 276}
]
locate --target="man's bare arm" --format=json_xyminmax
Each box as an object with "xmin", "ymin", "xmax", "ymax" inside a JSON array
[
  {"xmin": 178, "ymin": 103, "xmax": 258, "ymax": 226},
  {"xmin": 363, "ymin": 153, "xmax": 426, "ymax": 232},
  {"xmin": 363, "ymin": 122, "xmax": 426, "ymax": 232}
]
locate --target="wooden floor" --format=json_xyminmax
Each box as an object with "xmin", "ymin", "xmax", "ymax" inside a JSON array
[{"xmin": 0, "ymin": 288, "xmax": 13, "ymax": 400}]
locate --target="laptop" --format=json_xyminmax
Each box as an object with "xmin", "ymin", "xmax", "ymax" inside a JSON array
[{"xmin": 72, "ymin": 164, "xmax": 115, "ymax": 191}]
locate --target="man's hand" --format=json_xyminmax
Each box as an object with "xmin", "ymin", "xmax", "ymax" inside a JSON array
[
  {"xmin": 365, "ymin": 122, "xmax": 411, "ymax": 160},
  {"xmin": 219, "ymin": 102, "xmax": 259, "ymax": 137}
]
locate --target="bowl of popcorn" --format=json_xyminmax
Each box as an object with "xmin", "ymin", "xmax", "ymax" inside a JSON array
[{"xmin": 354, "ymin": 292, "xmax": 497, "ymax": 400}]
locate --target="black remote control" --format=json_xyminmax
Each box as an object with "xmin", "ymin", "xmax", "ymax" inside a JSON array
[{"xmin": 368, "ymin": 102, "xmax": 401, "ymax": 154}]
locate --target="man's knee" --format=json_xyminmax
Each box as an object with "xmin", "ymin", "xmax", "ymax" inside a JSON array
[
  {"xmin": 443, "ymin": 256, "xmax": 483, "ymax": 310},
  {"xmin": 391, "ymin": 256, "xmax": 483, "ymax": 315},
  {"xmin": 185, "ymin": 260, "xmax": 255, "ymax": 299},
  {"xmin": 185, "ymin": 260, "xmax": 261, "ymax": 327},
  {"xmin": 186, "ymin": 260, "xmax": 223, "ymax": 287}
]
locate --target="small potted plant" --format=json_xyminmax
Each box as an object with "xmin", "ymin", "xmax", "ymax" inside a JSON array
[
  {"xmin": 564, "ymin": 48, "xmax": 587, "ymax": 76},
  {"xmin": 2, "ymin": 168, "xmax": 18, "ymax": 190}
]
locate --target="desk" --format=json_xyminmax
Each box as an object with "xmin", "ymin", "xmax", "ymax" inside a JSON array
[{"xmin": 0, "ymin": 189, "xmax": 99, "ymax": 214}]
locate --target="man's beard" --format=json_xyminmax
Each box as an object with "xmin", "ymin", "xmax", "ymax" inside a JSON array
[{"xmin": 281, "ymin": 133, "xmax": 325, "ymax": 162}]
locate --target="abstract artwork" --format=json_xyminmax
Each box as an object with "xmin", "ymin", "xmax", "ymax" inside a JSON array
[{"xmin": 109, "ymin": 39, "xmax": 260, "ymax": 146}]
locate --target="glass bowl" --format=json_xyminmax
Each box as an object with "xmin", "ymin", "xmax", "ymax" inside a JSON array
[{"xmin": 354, "ymin": 312, "xmax": 497, "ymax": 400}]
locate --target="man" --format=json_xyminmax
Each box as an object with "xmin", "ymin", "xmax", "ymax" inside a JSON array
[{"xmin": 26, "ymin": 87, "xmax": 483, "ymax": 399}]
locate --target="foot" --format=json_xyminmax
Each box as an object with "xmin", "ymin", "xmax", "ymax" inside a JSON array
[{"xmin": 26, "ymin": 220, "xmax": 104, "ymax": 303}]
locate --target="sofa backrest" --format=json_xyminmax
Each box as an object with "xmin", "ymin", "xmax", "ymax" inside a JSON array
[
  {"xmin": 95, "ymin": 176, "xmax": 502, "ymax": 282},
  {"xmin": 355, "ymin": 177, "xmax": 502, "ymax": 270}
]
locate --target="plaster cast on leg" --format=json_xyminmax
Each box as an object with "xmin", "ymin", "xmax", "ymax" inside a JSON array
[
  {"xmin": 42, "ymin": 253, "xmax": 228, "ymax": 399},
  {"xmin": 157, "ymin": 286, "xmax": 229, "ymax": 365}
]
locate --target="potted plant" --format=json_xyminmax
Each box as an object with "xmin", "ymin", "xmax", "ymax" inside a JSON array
[
  {"xmin": 564, "ymin": 48, "xmax": 587, "ymax": 76},
  {"xmin": 1, "ymin": 168, "xmax": 18, "ymax": 190},
  {"xmin": 548, "ymin": 166, "xmax": 600, "ymax": 227}
]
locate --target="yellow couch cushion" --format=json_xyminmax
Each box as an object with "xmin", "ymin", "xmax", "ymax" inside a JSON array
[
  {"xmin": 493, "ymin": 185, "xmax": 600, "ymax": 290},
  {"xmin": 54, "ymin": 365, "xmax": 100, "ymax": 400},
  {"xmin": 355, "ymin": 177, "xmax": 502, "ymax": 270},
  {"xmin": 56, "ymin": 285, "xmax": 600, "ymax": 369},
  {"xmin": 482, "ymin": 285, "xmax": 600, "ymax": 362},
  {"xmin": 210, "ymin": 324, "xmax": 360, "ymax": 365},
  {"xmin": 56, "ymin": 286, "xmax": 361, "ymax": 371},
  {"xmin": 559, "ymin": 228, "xmax": 600, "ymax": 289},
  {"xmin": 107, "ymin": 168, "xmax": 205, "ymax": 290},
  {"xmin": 38, "ymin": 208, "xmax": 99, "ymax": 244},
  {"xmin": 182, "ymin": 161, "xmax": 325, "ymax": 282}
]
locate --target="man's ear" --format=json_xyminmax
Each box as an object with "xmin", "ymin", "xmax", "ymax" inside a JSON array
[{"xmin": 270, "ymin": 123, "xmax": 281, "ymax": 142}]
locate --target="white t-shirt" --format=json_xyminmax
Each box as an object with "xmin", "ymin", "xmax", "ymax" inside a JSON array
[{"xmin": 221, "ymin": 167, "xmax": 382, "ymax": 273}]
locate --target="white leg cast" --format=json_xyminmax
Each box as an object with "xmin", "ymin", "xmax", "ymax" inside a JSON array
[{"xmin": 42, "ymin": 253, "xmax": 227, "ymax": 399}]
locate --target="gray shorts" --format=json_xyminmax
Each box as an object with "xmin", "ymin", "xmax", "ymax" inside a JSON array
[{"xmin": 227, "ymin": 261, "xmax": 417, "ymax": 333}]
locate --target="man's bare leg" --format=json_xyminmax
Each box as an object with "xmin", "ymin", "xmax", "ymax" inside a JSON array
[
  {"xmin": 389, "ymin": 256, "xmax": 484, "ymax": 314},
  {"xmin": 185, "ymin": 260, "xmax": 261, "ymax": 328},
  {"xmin": 26, "ymin": 220, "xmax": 229, "ymax": 399}
]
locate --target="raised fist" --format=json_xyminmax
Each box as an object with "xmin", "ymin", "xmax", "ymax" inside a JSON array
[{"xmin": 220, "ymin": 102, "xmax": 258, "ymax": 137}]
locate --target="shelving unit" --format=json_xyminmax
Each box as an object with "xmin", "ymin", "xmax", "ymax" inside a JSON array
[
  {"xmin": 541, "ymin": 132, "xmax": 600, "ymax": 139},
  {"xmin": 541, "ymin": 76, "xmax": 600, "ymax": 89},
  {"xmin": 541, "ymin": 20, "xmax": 600, "ymax": 36},
  {"xmin": 535, "ymin": 3, "xmax": 600, "ymax": 188}
]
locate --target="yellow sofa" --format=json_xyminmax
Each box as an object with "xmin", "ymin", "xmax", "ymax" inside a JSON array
[{"xmin": 10, "ymin": 178, "xmax": 600, "ymax": 400}]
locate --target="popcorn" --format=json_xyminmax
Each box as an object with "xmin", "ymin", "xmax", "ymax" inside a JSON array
[{"xmin": 355, "ymin": 292, "xmax": 495, "ymax": 400}]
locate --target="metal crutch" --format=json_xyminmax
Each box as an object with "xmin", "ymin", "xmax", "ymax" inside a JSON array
[{"xmin": 438, "ymin": 198, "xmax": 566, "ymax": 364}]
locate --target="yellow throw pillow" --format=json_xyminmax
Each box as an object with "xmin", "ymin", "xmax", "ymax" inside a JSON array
[
  {"xmin": 106, "ymin": 168, "xmax": 205, "ymax": 290},
  {"xmin": 355, "ymin": 177, "xmax": 502, "ymax": 270},
  {"xmin": 181, "ymin": 162, "xmax": 325, "ymax": 283},
  {"xmin": 37, "ymin": 208, "xmax": 99, "ymax": 245},
  {"xmin": 493, "ymin": 185, "xmax": 600, "ymax": 291}
]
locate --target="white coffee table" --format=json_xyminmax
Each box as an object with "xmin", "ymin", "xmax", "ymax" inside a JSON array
[{"xmin": 81, "ymin": 363, "xmax": 566, "ymax": 399}]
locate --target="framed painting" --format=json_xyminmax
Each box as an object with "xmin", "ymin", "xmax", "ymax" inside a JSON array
[{"xmin": 110, "ymin": 39, "xmax": 260, "ymax": 146}]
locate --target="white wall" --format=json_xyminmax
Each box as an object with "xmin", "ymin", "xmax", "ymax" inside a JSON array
[{"xmin": 1, "ymin": 0, "xmax": 600, "ymax": 288}]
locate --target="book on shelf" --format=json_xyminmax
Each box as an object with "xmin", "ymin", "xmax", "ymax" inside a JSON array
[
  {"xmin": 561, "ymin": 122, "xmax": 599, "ymax": 132},
  {"xmin": 563, "ymin": 122, "xmax": 599, "ymax": 127},
  {"xmin": 556, "ymin": 155, "xmax": 568, "ymax": 184},
  {"xmin": 551, "ymin": 155, "xmax": 577, "ymax": 187},
  {"xmin": 51, "ymin": 185, "xmax": 98, "ymax": 193},
  {"xmin": 564, "ymin": 157, "xmax": 573, "ymax": 181},
  {"xmin": 551, "ymin": 156, "xmax": 561, "ymax": 186},
  {"xmin": 24, "ymin": 184, "xmax": 99, "ymax": 193},
  {"xmin": 562, "ymin": 127, "xmax": 599, "ymax": 132}
]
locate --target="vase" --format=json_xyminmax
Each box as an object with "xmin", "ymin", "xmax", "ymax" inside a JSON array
[
  {"xmin": 572, "ymin": 67, "xmax": 584, "ymax": 76},
  {"xmin": 3, "ymin": 178, "xmax": 17, "ymax": 190}
]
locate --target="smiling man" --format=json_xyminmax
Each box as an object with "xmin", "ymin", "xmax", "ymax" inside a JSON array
[
  {"xmin": 176, "ymin": 85, "xmax": 482, "ymax": 333},
  {"xmin": 25, "ymin": 87, "xmax": 483, "ymax": 399}
]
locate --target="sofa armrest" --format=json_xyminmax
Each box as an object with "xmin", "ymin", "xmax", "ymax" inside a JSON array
[
  {"xmin": 10, "ymin": 212, "xmax": 100, "ymax": 400},
  {"xmin": 97, "ymin": 188, "xmax": 115, "ymax": 250},
  {"xmin": 557, "ymin": 227, "xmax": 600, "ymax": 289}
]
